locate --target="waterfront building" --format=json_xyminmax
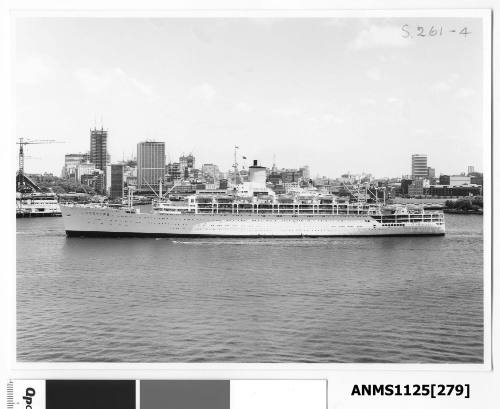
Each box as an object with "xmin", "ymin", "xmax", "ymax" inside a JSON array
[
  {"xmin": 284, "ymin": 181, "xmax": 301, "ymax": 193},
  {"xmin": 126, "ymin": 176, "xmax": 137, "ymax": 187},
  {"xmin": 123, "ymin": 165, "xmax": 137, "ymax": 187},
  {"xmin": 137, "ymin": 141, "xmax": 165, "ymax": 190},
  {"xmin": 110, "ymin": 164, "xmax": 125, "ymax": 200},
  {"xmin": 411, "ymin": 154, "xmax": 428, "ymax": 179},
  {"xmin": 169, "ymin": 183, "xmax": 197, "ymax": 195},
  {"xmin": 81, "ymin": 169, "xmax": 104, "ymax": 193},
  {"xmin": 90, "ymin": 127, "xmax": 108, "ymax": 193},
  {"xmin": 179, "ymin": 154, "xmax": 195, "ymax": 179},
  {"xmin": 204, "ymin": 183, "xmax": 219, "ymax": 190},
  {"xmin": 165, "ymin": 162, "xmax": 182, "ymax": 182},
  {"xmin": 76, "ymin": 162, "xmax": 96, "ymax": 183},
  {"xmin": 219, "ymin": 179, "xmax": 228, "ymax": 189},
  {"xmin": 180, "ymin": 154, "xmax": 195, "ymax": 170},
  {"xmin": 201, "ymin": 163, "xmax": 220, "ymax": 182},
  {"xmin": 469, "ymin": 172, "xmax": 483, "ymax": 186},
  {"xmin": 407, "ymin": 178, "xmax": 426, "ymax": 197},
  {"xmin": 90, "ymin": 127, "xmax": 108, "ymax": 171},
  {"xmin": 439, "ymin": 175, "xmax": 450, "ymax": 185},
  {"xmin": 64, "ymin": 153, "xmax": 89, "ymax": 180},
  {"xmin": 281, "ymin": 169, "xmax": 302, "ymax": 183},
  {"xmin": 300, "ymin": 165, "xmax": 311, "ymax": 181},
  {"xmin": 406, "ymin": 178, "xmax": 430, "ymax": 197},
  {"xmin": 449, "ymin": 175, "xmax": 471, "ymax": 187},
  {"xmin": 407, "ymin": 181, "xmax": 420, "ymax": 197},
  {"xmin": 425, "ymin": 185, "xmax": 482, "ymax": 197}
]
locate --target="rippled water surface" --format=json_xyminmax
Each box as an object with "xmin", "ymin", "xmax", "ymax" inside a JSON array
[{"xmin": 17, "ymin": 214, "xmax": 484, "ymax": 362}]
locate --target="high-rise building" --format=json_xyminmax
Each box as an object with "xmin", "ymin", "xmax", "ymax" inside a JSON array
[
  {"xmin": 90, "ymin": 127, "xmax": 108, "ymax": 171},
  {"xmin": 467, "ymin": 165, "xmax": 475, "ymax": 175},
  {"xmin": 137, "ymin": 141, "xmax": 165, "ymax": 190},
  {"xmin": 109, "ymin": 164, "xmax": 124, "ymax": 199},
  {"xmin": 89, "ymin": 127, "xmax": 108, "ymax": 193},
  {"xmin": 411, "ymin": 154, "xmax": 428, "ymax": 179},
  {"xmin": 427, "ymin": 167, "xmax": 436, "ymax": 178}
]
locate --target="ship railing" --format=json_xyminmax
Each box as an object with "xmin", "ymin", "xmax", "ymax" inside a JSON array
[
  {"xmin": 374, "ymin": 212, "xmax": 445, "ymax": 225},
  {"xmin": 193, "ymin": 202, "xmax": 385, "ymax": 215}
]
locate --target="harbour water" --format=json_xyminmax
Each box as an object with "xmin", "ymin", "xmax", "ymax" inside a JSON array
[{"xmin": 16, "ymin": 214, "xmax": 484, "ymax": 363}]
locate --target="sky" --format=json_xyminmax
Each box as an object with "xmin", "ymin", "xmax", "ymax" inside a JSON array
[{"xmin": 14, "ymin": 17, "xmax": 485, "ymax": 178}]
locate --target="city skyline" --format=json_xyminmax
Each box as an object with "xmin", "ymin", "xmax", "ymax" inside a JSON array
[
  {"xmin": 33, "ymin": 133, "xmax": 480, "ymax": 181},
  {"xmin": 15, "ymin": 17, "xmax": 484, "ymax": 177}
]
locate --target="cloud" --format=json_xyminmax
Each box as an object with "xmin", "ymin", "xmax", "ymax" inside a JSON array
[
  {"xmin": 307, "ymin": 113, "xmax": 346, "ymax": 128},
  {"xmin": 431, "ymin": 81, "xmax": 452, "ymax": 92},
  {"xmin": 350, "ymin": 25, "xmax": 411, "ymax": 50},
  {"xmin": 455, "ymin": 88, "xmax": 475, "ymax": 98},
  {"xmin": 74, "ymin": 67, "xmax": 152, "ymax": 96},
  {"xmin": 189, "ymin": 83, "xmax": 217, "ymax": 102},
  {"xmin": 365, "ymin": 68, "xmax": 382, "ymax": 81},
  {"xmin": 16, "ymin": 55, "xmax": 54, "ymax": 85},
  {"xmin": 360, "ymin": 97, "xmax": 376, "ymax": 106},
  {"xmin": 414, "ymin": 129, "xmax": 432, "ymax": 136},
  {"xmin": 234, "ymin": 101, "xmax": 254, "ymax": 113},
  {"xmin": 272, "ymin": 106, "xmax": 302, "ymax": 117},
  {"xmin": 431, "ymin": 73, "xmax": 460, "ymax": 93},
  {"xmin": 321, "ymin": 113, "xmax": 345, "ymax": 124}
]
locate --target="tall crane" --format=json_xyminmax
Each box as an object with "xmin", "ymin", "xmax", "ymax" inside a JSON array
[{"xmin": 16, "ymin": 138, "xmax": 60, "ymax": 192}]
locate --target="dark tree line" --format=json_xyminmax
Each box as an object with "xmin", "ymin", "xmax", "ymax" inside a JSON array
[
  {"xmin": 34, "ymin": 177, "xmax": 97, "ymax": 195},
  {"xmin": 445, "ymin": 198, "xmax": 483, "ymax": 211}
]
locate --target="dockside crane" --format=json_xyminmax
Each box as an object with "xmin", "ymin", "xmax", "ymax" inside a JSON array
[{"xmin": 16, "ymin": 138, "xmax": 61, "ymax": 192}]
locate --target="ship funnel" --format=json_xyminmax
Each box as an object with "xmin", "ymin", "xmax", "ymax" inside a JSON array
[{"xmin": 248, "ymin": 160, "xmax": 266, "ymax": 186}]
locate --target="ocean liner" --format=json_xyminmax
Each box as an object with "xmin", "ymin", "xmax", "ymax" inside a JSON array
[{"xmin": 61, "ymin": 161, "xmax": 445, "ymax": 237}]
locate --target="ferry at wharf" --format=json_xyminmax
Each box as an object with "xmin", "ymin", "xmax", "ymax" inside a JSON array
[
  {"xmin": 16, "ymin": 192, "xmax": 61, "ymax": 218},
  {"xmin": 61, "ymin": 160, "xmax": 445, "ymax": 237}
]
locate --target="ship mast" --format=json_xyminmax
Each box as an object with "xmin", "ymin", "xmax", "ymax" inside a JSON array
[{"xmin": 233, "ymin": 145, "xmax": 239, "ymax": 186}]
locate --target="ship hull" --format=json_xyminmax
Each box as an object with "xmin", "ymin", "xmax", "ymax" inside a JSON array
[
  {"xmin": 61, "ymin": 205, "xmax": 445, "ymax": 237},
  {"xmin": 17, "ymin": 212, "xmax": 62, "ymax": 218}
]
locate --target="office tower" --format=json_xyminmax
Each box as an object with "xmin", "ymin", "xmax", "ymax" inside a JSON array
[
  {"xmin": 90, "ymin": 127, "xmax": 108, "ymax": 171},
  {"xmin": 411, "ymin": 154, "xmax": 428, "ymax": 179},
  {"xmin": 137, "ymin": 141, "xmax": 165, "ymax": 190},
  {"xmin": 109, "ymin": 164, "xmax": 124, "ymax": 199}
]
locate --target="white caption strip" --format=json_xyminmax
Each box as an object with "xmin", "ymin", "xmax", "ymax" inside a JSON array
[{"xmin": 230, "ymin": 380, "xmax": 327, "ymax": 409}]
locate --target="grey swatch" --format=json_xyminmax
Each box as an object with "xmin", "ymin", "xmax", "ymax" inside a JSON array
[{"xmin": 140, "ymin": 380, "xmax": 230, "ymax": 409}]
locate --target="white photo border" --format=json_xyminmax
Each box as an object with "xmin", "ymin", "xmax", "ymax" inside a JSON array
[{"xmin": 3, "ymin": 6, "xmax": 494, "ymax": 396}]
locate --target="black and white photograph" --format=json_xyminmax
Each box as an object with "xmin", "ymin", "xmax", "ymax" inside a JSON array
[{"xmin": 14, "ymin": 13, "xmax": 490, "ymax": 364}]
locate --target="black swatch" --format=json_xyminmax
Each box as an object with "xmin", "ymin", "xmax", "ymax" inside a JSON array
[{"xmin": 46, "ymin": 380, "xmax": 135, "ymax": 409}]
